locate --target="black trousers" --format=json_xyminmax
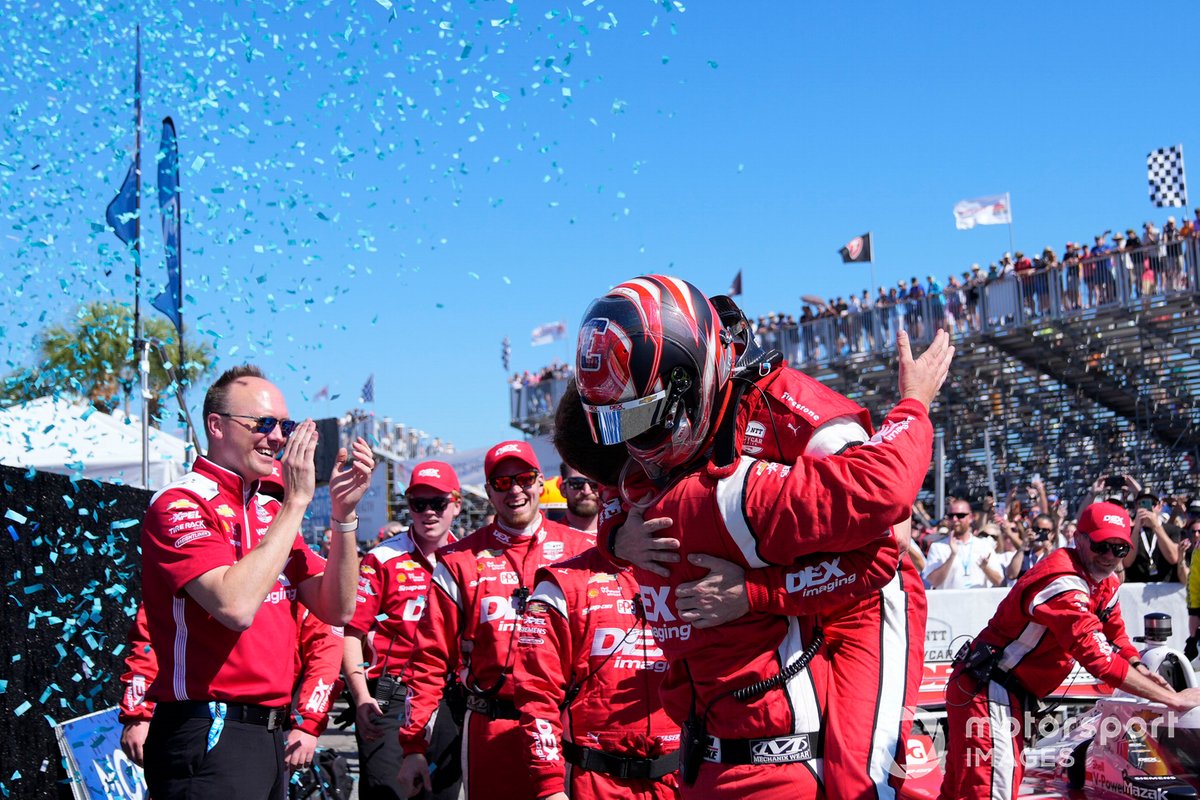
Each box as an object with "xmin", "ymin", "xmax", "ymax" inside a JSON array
[
  {"xmin": 144, "ymin": 711, "xmax": 287, "ymax": 800},
  {"xmin": 356, "ymin": 684, "xmax": 462, "ymax": 800}
]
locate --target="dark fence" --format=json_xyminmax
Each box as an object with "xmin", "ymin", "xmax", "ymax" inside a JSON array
[{"xmin": 0, "ymin": 464, "xmax": 148, "ymax": 798}]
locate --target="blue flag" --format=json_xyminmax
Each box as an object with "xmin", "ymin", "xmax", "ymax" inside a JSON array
[
  {"xmin": 105, "ymin": 162, "xmax": 138, "ymax": 246},
  {"xmin": 152, "ymin": 117, "xmax": 182, "ymax": 332},
  {"xmin": 361, "ymin": 374, "xmax": 375, "ymax": 403}
]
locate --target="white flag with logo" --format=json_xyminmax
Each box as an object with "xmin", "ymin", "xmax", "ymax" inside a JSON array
[
  {"xmin": 953, "ymin": 193, "xmax": 1012, "ymax": 230},
  {"xmin": 531, "ymin": 321, "xmax": 566, "ymax": 347}
]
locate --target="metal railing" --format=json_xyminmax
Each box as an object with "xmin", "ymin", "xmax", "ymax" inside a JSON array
[
  {"xmin": 765, "ymin": 238, "xmax": 1200, "ymax": 367},
  {"xmin": 510, "ymin": 377, "xmax": 571, "ymax": 426}
]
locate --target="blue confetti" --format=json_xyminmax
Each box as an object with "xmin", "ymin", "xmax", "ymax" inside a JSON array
[{"xmin": 4, "ymin": 509, "xmax": 27, "ymax": 525}]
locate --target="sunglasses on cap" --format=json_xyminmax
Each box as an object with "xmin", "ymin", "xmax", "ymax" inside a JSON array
[
  {"xmin": 409, "ymin": 496, "xmax": 453, "ymax": 514},
  {"xmin": 217, "ymin": 412, "xmax": 298, "ymax": 438},
  {"xmin": 564, "ymin": 477, "xmax": 600, "ymax": 492},
  {"xmin": 1088, "ymin": 539, "xmax": 1131, "ymax": 558},
  {"xmin": 488, "ymin": 470, "xmax": 540, "ymax": 492}
]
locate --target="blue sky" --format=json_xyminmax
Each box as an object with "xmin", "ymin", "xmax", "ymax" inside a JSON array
[{"xmin": 2, "ymin": 0, "xmax": 1197, "ymax": 452}]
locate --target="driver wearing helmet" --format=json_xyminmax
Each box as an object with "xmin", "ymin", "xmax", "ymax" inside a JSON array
[{"xmin": 563, "ymin": 275, "xmax": 953, "ymax": 798}]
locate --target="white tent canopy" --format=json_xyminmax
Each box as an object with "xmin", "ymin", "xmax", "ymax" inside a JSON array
[{"xmin": 0, "ymin": 396, "xmax": 192, "ymax": 489}]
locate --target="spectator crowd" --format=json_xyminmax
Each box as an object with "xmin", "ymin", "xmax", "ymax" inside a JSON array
[{"xmin": 756, "ymin": 209, "xmax": 1200, "ymax": 364}]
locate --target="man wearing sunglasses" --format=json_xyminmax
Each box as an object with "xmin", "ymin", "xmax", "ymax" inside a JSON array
[
  {"xmin": 924, "ymin": 499, "xmax": 1004, "ymax": 590},
  {"xmin": 559, "ymin": 465, "xmax": 600, "ymax": 534},
  {"xmin": 397, "ymin": 441, "xmax": 594, "ymax": 800},
  {"xmin": 344, "ymin": 461, "xmax": 463, "ymax": 800},
  {"xmin": 139, "ymin": 365, "xmax": 374, "ymax": 800},
  {"xmin": 940, "ymin": 502, "xmax": 1200, "ymax": 800}
]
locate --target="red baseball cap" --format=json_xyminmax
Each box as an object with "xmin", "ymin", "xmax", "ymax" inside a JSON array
[
  {"xmin": 407, "ymin": 461, "xmax": 460, "ymax": 495},
  {"xmin": 1078, "ymin": 502, "xmax": 1132, "ymax": 544},
  {"xmin": 259, "ymin": 460, "xmax": 286, "ymax": 501},
  {"xmin": 484, "ymin": 440, "xmax": 540, "ymax": 479}
]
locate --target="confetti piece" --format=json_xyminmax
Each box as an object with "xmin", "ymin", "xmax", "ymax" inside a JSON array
[
  {"xmin": 13, "ymin": 702, "xmax": 30, "ymax": 717},
  {"xmin": 5, "ymin": 510, "xmax": 27, "ymax": 525}
]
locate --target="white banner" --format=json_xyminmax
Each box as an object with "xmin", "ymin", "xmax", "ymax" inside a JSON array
[
  {"xmin": 531, "ymin": 320, "xmax": 566, "ymax": 347},
  {"xmin": 953, "ymin": 193, "xmax": 1012, "ymax": 230}
]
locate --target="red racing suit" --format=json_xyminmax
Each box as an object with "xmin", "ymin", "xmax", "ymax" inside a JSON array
[
  {"xmin": 602, "ymin": 395, "xmax": 933, "ymax": 798},
  {"xmin": 397, "ymin": 515, "xmax": 594, "ymax": 800},
  {"xmin": 119, "ymin": 601, "xmax": 345, "ymax": 737},
  {"xmin": 737, "ymin": 367, "xmax": 929, "ymax": 800},
  {"xmin": 140, "ymin": 457, "xmax": 325, "ymax": 707},
  {"xmin": 514, "ymin": 547, "xmax": 680, "ymax": 800},
  {"xmin": 940, "ymin": 547, "xmax": 1139, "ymax": 800}
]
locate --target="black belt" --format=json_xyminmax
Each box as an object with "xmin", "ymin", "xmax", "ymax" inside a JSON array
[
  {"xmin": 703, "ymin": 731, "xmax": 819, "ymax": 765},
  {"xmin": 464, "ymin": 694, "xmax": 520, "ymax": 720},
  {"xmin": 563, "ymin": 741, "xmax": 679, "ymax": 780},
  {"xmin": 156, "ymin": 701, "xmax": 292, "ymax": 732}
]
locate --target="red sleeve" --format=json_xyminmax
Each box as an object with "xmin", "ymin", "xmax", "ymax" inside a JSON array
[
  {"xmin": 736, "ymin": 399, "xmax": 933, "ymax": 564},
  {"xmin": 347, "ymin": 552, "xmax": 386, "ymax": 636},
  {"xmin": 396, "ymin": 561, "xmax": 463, "ymax": 755},
  {"xmin": 596, "ymin": 496, "xmax": 631, "ymax": 567},
  {"xmin": 513, "ymin": 573, "xmax": 573, "ymax": 798},
  {"xmin": 293, "ymin": 611, "xmax": 345, "ymax": 737},
  {"xmin": 142, "ymin": 490, "xmax": 232, "ymax": 593},
  {"xmin": 744, "ymin": 535, "xmax": 901, "ymax": 615},
  {"xmin": 118, "ymin": 604, "xmax": 157, "ymax": 723},
  {"xmin": 1099, "ymin": 595, "xmax": 1141, "ymax": 663},
  {"xmin": 1030, "ymin": 589, "xmax": 1132, "ymax": 688}
]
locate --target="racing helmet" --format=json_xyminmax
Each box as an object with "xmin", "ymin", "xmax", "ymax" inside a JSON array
[{"xmin": 575, "ymin": 275, "xmax": 733, "ymax": 472}]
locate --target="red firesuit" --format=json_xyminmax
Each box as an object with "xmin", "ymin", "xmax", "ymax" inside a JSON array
[
  {"xmin": 397, "ymin": 516, "xmax": 594, "ymax": 800},
  {"xmin": 120, "ymin": 600, "xmax": 345, "ymax": 737},
  {"xmin": 513, "ymin": 547, "xmax": 680, "ymax": 800},
  {"xmin": 939, "ymin": 547, "xmax": 1140, "ymax": 800},
  {"xmin": 602, "ymin": 396, "xmax": 933, "ymax": 797},
  {"xmin": 736, "ymin": 366, "xmax": 929, "ymax": 800}
]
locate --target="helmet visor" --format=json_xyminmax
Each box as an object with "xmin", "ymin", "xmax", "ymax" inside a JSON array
[{"xmin": 580, "ymin": 387, "xmax": 670, "ymax": 446}]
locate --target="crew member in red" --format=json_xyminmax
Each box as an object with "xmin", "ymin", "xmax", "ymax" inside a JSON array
[
  {"xmin": 344, "ymin": 461, "xmax": 464, "ymax": 800},
  {"xmin": 395, "ymin": 441, "xmax": 594, "ymax": 800},
  {"xmin": 939, "ymin": 503, "xmax": 1200, "ymax": 800},
  {"xmin": 118, "ymin": 600, "xmax": 346, "ymax": 773},
  {"xmin": 139, "ymin": 365, "xmax": 374, "ymax": 800},
  {"xmin": 513, "ymin": 546, "xmax": 680, "ymax": 800},
  {"xmin": 566, "ymin": 276, "xmax": 952, "ymax": 798}
]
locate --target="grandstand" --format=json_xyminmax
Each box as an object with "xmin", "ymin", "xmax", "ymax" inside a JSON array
[{"xmin": 510, "ymin": 239, "xmax": 1200, "ymax": 509}]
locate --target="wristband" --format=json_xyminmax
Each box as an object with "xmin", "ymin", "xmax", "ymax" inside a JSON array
[{"xmin": 332, "ymin": 517, "xmax": 359, "ymax": 533}]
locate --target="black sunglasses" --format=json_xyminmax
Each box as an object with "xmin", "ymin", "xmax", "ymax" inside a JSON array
[
  {"xmin": 216, "ymin": 412, "xmax": 297, "ymax": 438},
  {"xmin": 564, "ymin": 477, "xmax": 599, "ymax": 492},
  {"xmin": 1034, "ymin": 527, "xmax": 1055, "ymax": 534},
  {"xmin": 1089, "ymin": 539, "xmax": 1131, "ymax": 558},
  {"xmin": 489, "ymin": 470, "xmax": 539, "ymax": 492},
  {"xmin": 409, "ymin": 496, "xmax": 453, "ymax": 514},
  {"xmin": 947, "ymin": 512, "xmax": 971, "ymax": 519}
]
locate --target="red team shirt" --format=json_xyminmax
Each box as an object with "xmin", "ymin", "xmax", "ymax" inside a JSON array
[
  {"xmin": 140, "ymin": 457, "xmax": 325, "ymax": 707},
  {"xmin": 347, "ymin": 531, "xmax": 443, "ymax": 679}
]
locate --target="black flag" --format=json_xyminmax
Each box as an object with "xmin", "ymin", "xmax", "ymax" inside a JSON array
[
  {"xmin": 728, "ymin": 270, "xmax": 743, "ymax": 297},
  {"xmin": 839, "ymin": 232, "xmax": 873, "ymax": 263}
]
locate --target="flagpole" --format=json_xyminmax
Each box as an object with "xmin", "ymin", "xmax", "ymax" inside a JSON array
[
  {"xmin": 132, "ymin": 25, "xmax": 151, "ymax": 488},
  {"xmin": 1006, "ymin": 192, "xmax": 1016, "ymax": 255}
]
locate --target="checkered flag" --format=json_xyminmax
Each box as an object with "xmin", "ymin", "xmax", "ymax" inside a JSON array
[{"xmin": 1147, "ymin": 144, "xmax": 1187, "ymax": 208}]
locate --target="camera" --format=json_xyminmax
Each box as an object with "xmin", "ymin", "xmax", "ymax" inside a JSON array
[{"xmin": 1105, "ymin": 475, "xmax": 1125, "ymax": 490}]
